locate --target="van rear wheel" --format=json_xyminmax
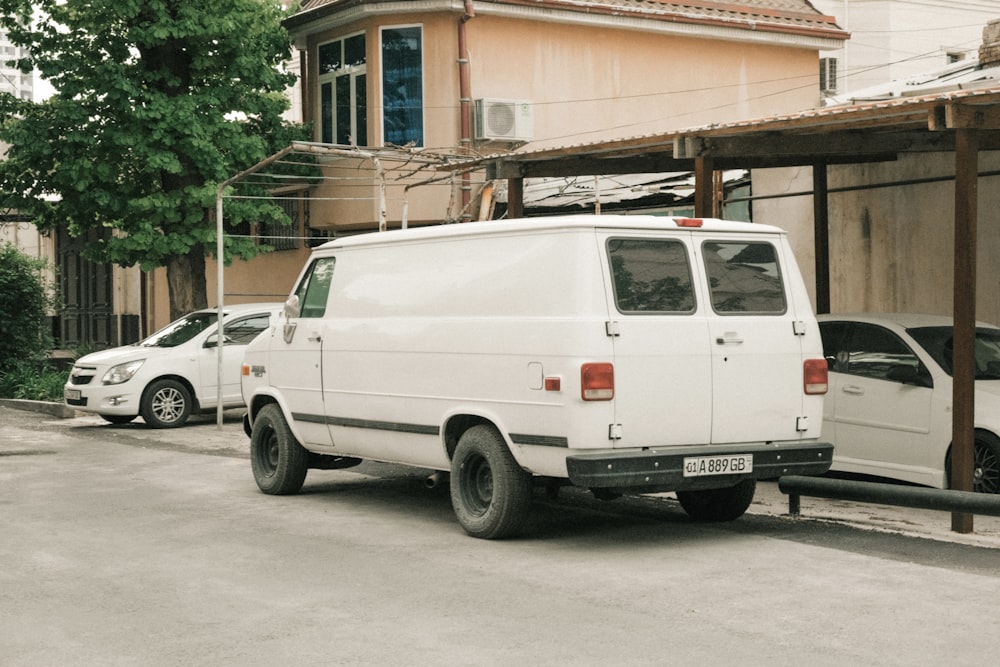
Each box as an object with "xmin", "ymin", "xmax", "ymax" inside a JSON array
[
  {"xmin": 250, "ymin": 404, "xmax": 308, "ymax": 495},
  {"xmin": 677, "ymin": 479, "xmax": 756, "ymax": 522},
  {"xmin": 451, "ymin": 425, "xmax": 532, "ymax": 539}
]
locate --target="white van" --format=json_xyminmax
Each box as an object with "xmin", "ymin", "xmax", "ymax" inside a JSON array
[{"xmin": 241, "ymin": 215, "xmax": 831, "ymax": 538}]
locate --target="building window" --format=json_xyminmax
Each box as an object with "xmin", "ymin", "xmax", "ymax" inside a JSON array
[
  {"xmin": 381, "ymin": 26, "xmax": 423, "ymax": 146},
  {"xmin": 318, "ymin": 33, "xmax": 366, "ymax": 145},
  {"xmin": 259, "ymin": 193, "xmax": 306, "ymax": 252},
  {"xmin": 820, "ymin": 57, "xmax": 838, "ymax": 94}
]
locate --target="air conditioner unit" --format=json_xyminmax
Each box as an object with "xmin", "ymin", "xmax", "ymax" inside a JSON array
[
  {"xmin": 474, "ymin": 98, "xmax": 534, "ymax": 142},
  {"xmin": 820, "ymin": 57, "xmax": 838, "ymax": 94}
]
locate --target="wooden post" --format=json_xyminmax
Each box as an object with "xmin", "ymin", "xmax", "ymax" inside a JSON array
[
  {"xmin": 508, "ymin": 177, "xmax": 524, "ymax": 219},
  {"xmin": 952, "ymin": 127, "xmax": 978, "ymax": 533},
  {"xmin": 813, "ymin": 162, "xmax": 831, "ymax": 315},
  {"xmin": 694, "ymin": 157, "xmax": 714, "ymax": 218}
]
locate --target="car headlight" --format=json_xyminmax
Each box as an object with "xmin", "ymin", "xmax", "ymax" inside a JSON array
[{"xmin": 102, "ymin": 360, "xmax": 145, "ymax": 385}]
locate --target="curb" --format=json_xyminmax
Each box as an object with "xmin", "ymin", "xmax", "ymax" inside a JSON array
[{"xmin": 0, "ymin": 398, "xmax": 77, "ymax": 419}]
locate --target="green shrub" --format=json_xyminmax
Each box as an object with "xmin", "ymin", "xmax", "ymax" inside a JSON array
[
  {"xmin": 0, "ymin": 360, "xmax": 68, "ymax": 402},
  {"xmin": 0, "ymin": 242, "xmax": 58, "ymax": 369}
]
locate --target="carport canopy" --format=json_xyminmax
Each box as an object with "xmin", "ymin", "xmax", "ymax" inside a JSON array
[{"xmin": 459, "ymin": 86, "xmax": 1000, "ymax": 532}]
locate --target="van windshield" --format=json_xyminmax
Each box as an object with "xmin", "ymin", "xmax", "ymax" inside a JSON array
[{"xmin": 139, "ymin": 313, "xmax": 217, "ymax": 348}]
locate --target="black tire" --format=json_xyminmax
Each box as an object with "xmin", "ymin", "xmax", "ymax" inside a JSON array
[
  {"xmin": 975, "ymin": 435, "xmax": 1000, "ymax": 494},
  {"xmin": 677, "ymin": 479, "xmax": 756, "ymax": 522},
  {"xmin": 250, "ymin": 404, "xmax": 308, "ymax": 495},
  {"xmin": 139, "ymin": 378, "xmax": 192, "ymax": 428},
  {"xmin": 946, "ymin": 433, "xmax": 1000, "ymax": 493},
  {"xmin": 450, "ymin": 425, "xmax": 533, "ymax": 539},
  {"xmin": 100, "ymin": 414, "xmax": 135, "ymax": 425}
]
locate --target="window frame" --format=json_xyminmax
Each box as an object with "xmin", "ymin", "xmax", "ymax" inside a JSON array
[{"xmin": 316, "ymin": 32, "xmax": 367, "ymax": 146}]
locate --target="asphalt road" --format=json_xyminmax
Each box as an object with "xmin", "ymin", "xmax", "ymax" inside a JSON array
[{"xmin": 3, "ymin": 404, "xmax": 1000, "ymax": 666}]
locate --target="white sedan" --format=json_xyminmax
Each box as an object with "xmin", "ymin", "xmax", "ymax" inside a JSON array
[
  {"xmin": 818, "ymin": 313, "xmax": 1000, "ymax": 493},
  {"xmin": 64, "ymin": 303, "xmax": 282, "ymax": 428}
]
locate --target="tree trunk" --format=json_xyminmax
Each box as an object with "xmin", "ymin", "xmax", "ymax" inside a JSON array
[{"xmin": 166, "ymin": 244, "xmax": 208, "ymax": 321}]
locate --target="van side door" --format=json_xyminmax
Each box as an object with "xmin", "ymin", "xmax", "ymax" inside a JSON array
[
  {"xmin": 700, "ymin": 238, "xmax": 806, "ymax": 443},
  {"xmin": 601, "ymin": 235, "xmax": 713, "ymax": 448},
  {"xmin": 269, "ymin": 256, "xmax": 336, "ymax": 447}
]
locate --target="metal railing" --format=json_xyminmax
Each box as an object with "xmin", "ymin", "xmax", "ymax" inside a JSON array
[{"xmin": 778, "ymin": 475, "xmax": 1000, "ymax": 517}]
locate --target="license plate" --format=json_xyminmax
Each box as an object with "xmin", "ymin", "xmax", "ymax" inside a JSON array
[
  {"xmin": 64, "ymin": 388, "xmax": 81, "ymax": 401},
  {"xmin": 683, "ymin": 454, "xmax": 753, "ymax": 477}
]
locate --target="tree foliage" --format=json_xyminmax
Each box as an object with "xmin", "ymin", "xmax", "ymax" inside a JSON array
[{"xmin": 0, "ymin": 0, "xmax": 308, "ymax": 319}]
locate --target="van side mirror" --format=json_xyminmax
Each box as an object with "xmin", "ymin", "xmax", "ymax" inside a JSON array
[
  {"xmin": 283, "ymin": 295, "xmax": 300, "ymax": 344},
  {"xmin": 284, "ymin": 295, "xmax": 301, "ymax": 320}
]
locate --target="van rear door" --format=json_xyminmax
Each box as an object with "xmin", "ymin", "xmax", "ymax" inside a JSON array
[
  {"xmin": 600, "ymin": 234, "xmax": 713, "ymax": 448},
  {"xmin": 699, "ymin": 237, "xmax": 807, "ymax": 443}
]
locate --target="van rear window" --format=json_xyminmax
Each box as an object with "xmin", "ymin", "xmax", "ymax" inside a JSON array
[
  {"xmin": 607, "ymin": 238, "xmax": 695, "ymax": 313},
  {"xmin": 702, "ymin": 241, "xmax": 786, "ymax": 314}
]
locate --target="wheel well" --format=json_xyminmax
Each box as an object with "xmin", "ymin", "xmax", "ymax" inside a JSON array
[
  {"xmin": 249, "ymin": 394, "xmax": 278, "ymax": 421},
  {"xmin": 444, "ymin": 415, "xmax": 497, "ymax": 460},
  {"xmin": 144, "ymin": 375, "xmax": 198, "ymax": 411},
  {"xmin": 946, "ymin": 429, "xmax": 999, "ymax": 460}
]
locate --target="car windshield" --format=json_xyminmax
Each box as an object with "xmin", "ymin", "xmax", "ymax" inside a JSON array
[
  {"xmin": 907, "ymin": 325, "xmax": 1000, "ymax": 379},
  {"xmin": 139, "ymin": 312, "xmax": 217, "ymax": 348}
]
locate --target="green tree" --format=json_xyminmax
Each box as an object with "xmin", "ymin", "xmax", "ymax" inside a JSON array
[
  {"xmin": 0, "ymin": 242, "xmax": 57, "ymax": 371},
  {"xmin": 0, "ymin": 0, "xmax": 307, "ymax": 320}
]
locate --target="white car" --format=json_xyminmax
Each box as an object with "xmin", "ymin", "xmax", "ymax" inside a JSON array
[
  {"xmin": 65, "ymin": 303, "xmax": 282, "ymax": 428},
  {"xmin": 818, "ymin": 313, "xmax": 1000, "ymax": 493}
]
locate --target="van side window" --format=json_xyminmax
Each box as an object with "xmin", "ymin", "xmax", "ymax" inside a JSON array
[
  {"xmin": 702, "ymin": 241, "xmax": 786, "ymax": 314},
  {"xmin": 607, "ymin": 238, "xmax": 695, "ymax": 313},
  {"xmin": 295, "ymin": 257, "xmax": 336, "ymax": 318}
]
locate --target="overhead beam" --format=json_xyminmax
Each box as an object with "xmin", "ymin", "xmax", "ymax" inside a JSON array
[
  {"xmin": 931, "ymin": 103, "xmax": 1000, "ymax": 130},
  {"xmin": 678, "ymin": 130, "xmax": 956, "ymax": 160}
]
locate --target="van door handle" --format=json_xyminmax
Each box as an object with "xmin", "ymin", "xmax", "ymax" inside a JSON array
[
  {"xmin": 715, "ymin": 334, "xmax": 744, "ymax": 345},
  {"xmin": 307, "ymin": 333, "xmax": 322, "ymax": 343},
  {"xmin": 842, "ymin": 385, "xmax": 864, "ymax": 396}
]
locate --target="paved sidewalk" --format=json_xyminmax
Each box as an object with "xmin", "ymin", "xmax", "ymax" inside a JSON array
[{"xmin": 6, "ymin": 401, "xmax": 1000, "ymax": 550}]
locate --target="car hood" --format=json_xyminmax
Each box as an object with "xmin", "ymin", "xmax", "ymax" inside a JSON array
[{"xmin": 75, "ymin": 345, "xmax": 174, "ymax": 366}]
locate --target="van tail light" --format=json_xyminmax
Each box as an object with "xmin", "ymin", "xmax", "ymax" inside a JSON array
[
  {"xmin": 675, "ymin": 217, "xmax": 703, "ymax": 228},
  {"xmin": 581, "ymin": 362, "xmax": 614, "ymax": 401},
  {"xmin": 804, "ymin": 359, "xmax": 828, "ymax": 395}
]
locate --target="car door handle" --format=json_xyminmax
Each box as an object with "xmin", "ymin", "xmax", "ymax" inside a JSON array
[
  {"xmin": 715, "ymin": 334, "xmax": 744, "ymax": 345},
  {"xmin": 307, "ymin": 333, "xmax": 322, "ymax": 343},
  {"xmin": 842, "ymin": 385, "xmax": 865, "ymax": 396}
]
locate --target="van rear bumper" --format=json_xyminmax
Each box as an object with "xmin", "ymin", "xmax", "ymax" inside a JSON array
[{"xmin": 565, "ymin": 441, "xmax": 833, "ymax": 492}]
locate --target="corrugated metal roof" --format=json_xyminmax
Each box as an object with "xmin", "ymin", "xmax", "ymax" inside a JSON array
[{"xmin": 290, "ymin": 0, "xmax": 846, "ymax": 38}]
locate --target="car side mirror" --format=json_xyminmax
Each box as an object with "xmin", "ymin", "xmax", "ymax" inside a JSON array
[{"xmin": 204, "ymin": 333, "xmax": 220, "ymax": 348}]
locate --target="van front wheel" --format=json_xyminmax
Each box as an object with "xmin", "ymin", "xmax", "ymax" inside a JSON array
[
  {"xmin": 451, "ymin": 425, "xmax": 532, "ymax": 539},
  {"xmin": 250, "ymin": 404, "xmax": 308, "ymax": 495},
  {"xmin": 677, "ymin": 479, "xmax": 756, "ymax": 522}
]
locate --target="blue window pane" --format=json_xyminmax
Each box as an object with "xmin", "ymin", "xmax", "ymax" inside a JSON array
[
  {"xmin": 382, "ymin": 27, "xmax": 423, "ymax": 146},
  {"xmin": 356, "ymin": 74, "xmax": 368, "ymax": 146}
]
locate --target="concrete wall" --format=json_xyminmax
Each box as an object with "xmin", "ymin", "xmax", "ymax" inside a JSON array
[{"xmin": 753, "ymin": 150, "xmax": 1000, "ymax": 324}]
